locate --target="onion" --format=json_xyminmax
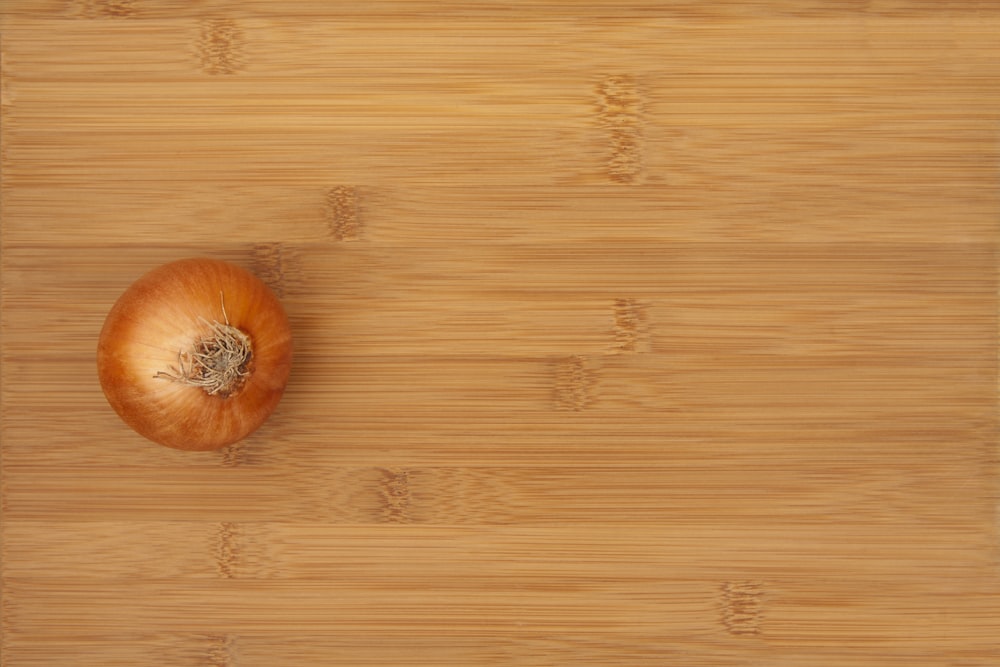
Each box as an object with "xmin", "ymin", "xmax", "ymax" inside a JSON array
[{"xmin": 97, "ymin": 258, "xmax": 293, "ymax": 451}]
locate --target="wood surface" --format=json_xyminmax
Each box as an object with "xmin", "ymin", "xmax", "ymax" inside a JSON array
[{"xmin": 2, "ymin": 2, "xmax": 999, "ymax": 665}]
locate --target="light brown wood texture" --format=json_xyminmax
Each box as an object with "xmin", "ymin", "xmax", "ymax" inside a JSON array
[{"xmin": 2, "ymin": 2, "xmax": 999, "ymax": 665}]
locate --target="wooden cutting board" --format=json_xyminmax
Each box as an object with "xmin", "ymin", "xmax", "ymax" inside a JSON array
[{"xmin": 2, "ymin": 2, "xmax": 998, "ymax": 665}]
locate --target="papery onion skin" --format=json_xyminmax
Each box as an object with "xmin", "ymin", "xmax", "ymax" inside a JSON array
[{"xmin": 97, "ymin": 258, "xmax": 293, "ymax": 451}]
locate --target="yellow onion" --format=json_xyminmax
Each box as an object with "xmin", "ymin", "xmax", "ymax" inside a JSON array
[{"xmin": 97, "ymin": 258, "xmax": 293, "ymax": 451}]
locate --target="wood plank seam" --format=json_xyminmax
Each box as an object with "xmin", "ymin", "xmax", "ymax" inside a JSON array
[
  {"xmin": 197, "ymin": 18, "xmax": 246, "ymax": 76},
  {"xmin": 325, "ymin": 186, "xmax": 363, "ymax": 241},
  {"xmin": 720, "ymin": 580, "xmax": 765, "ymax": 636},
  {"xmin": 596, "ymin": 74, "xmax": 644, "ymax": 184}
]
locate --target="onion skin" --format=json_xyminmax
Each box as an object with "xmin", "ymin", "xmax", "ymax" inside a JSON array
[{"xmin": 97, "ymin": 258, "xmax": 293, "ymax": 451}]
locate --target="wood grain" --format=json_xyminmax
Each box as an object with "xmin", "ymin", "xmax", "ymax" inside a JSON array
[{"xmin": 2, "ymin": 2, "xmax": 998, "ymax": 666}]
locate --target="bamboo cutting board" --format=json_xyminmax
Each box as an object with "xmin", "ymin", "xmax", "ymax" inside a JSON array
[{"xmin": 2, "ymin": 2, "xmax": 999, "ymax": 665}]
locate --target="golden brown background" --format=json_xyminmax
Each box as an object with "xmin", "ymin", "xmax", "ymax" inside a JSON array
[{"xmin": 2, "ymin": 1, "xmax": 998, "ymax": 665}]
